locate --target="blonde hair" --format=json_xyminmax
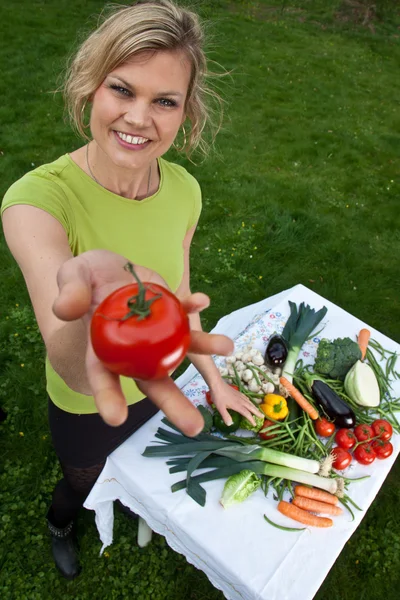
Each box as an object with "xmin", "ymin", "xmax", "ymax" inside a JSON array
[{"xmin": 63, "ymin": 0, "xmax": 223, "ymax": 157}]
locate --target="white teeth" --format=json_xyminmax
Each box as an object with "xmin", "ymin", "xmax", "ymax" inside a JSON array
[{"xmin": 117, "ymin": 132, "xmax": 149, "ymax": 145}]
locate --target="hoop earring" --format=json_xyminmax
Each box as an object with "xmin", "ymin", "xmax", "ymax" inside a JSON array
[
  {"xmin": 81, "ymin": 100, "xmax": 90, "ymax": 129},
  {"xmin": 173, "ymin": 124, "xmax": 188, "ymax": 151}
]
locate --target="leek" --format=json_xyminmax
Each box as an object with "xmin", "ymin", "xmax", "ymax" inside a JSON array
[
  {"xmin": 214, "ymin": 445, "xmax": 320, "ymax": 474},
  {"xmin": 171, "ymin": 460, "xmax": 343, "ymax": 497},
  {"xmin": 144, "ymin": 436, "xmax": 320, "ymax": 474},
  {"xmin": 281, "ymin": 301, "xmax": 328, "ymax": 383},
  {"xmin": 143, "ymin": 420, "xmax": 339, "ymax": 506}
]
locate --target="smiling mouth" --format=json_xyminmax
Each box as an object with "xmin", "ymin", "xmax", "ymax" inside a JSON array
[{"xmin": 115, "ymin": 131, "xmax": 150, "ymax": 145}]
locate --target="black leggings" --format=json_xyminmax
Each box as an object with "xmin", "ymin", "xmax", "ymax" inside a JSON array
[{"xmin": 48, "ymin": 397, "xmax": 159, "ymax": 528}]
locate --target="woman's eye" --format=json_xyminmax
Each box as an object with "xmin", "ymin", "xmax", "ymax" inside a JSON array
[
  {"xmin": 157, "ymin": 98, "xmax": 177, "ymax": 108},
  {"xmin": 109, "ymin": 84, "xmax": 131, "ymax": 97}
]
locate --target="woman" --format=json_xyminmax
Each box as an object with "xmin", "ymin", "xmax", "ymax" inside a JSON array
[{"xmin": 1, "ymin": 0, "xmax": 263, "ymax": 580}]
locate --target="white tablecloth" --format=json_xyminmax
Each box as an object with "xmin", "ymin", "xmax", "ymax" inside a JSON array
[{"xmin": 85, "ymin": 284, "xmax": 400, "ymax": 600}]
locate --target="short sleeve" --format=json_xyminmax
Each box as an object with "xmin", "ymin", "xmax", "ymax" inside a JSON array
[
  {"xmin": 1, "ymin": 170, "xmax": 73, "ymax": 244},
  {"xmin": 187, "ymin": 176, "xmax": 202, "ymax": 230}
]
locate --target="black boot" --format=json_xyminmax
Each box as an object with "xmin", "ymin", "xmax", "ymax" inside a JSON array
[{"xmin": 47, "ymin": 512, "xmax": 81, "ymax": 580}]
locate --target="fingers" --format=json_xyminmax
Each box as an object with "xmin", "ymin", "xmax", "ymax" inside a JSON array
[
  {"xmin": 188, "ymin": 330, "xmax": 234, "ymax": 357},
  {"xmin": 214, "ymin": 387, "xmax": 264, "ymax": 427},
  {"xmin": 245, "ymin": 399, "xmax": 265, "ymax": 419},
  {"xmin": 86, "ymin": 340, "xmax": 129, "ymax": 427},
  {"xmin": 217, "ymin": 406, "xmax": 235, "ymax": 427},
  {"xmin": 180, "ymin": 292, "xmax": 210, "ymax": 315},
  {"xmin": 53, "ymin": 257, "xmax": 92, "ymax": 321},
  {"xmin": 234, "ymin": 394, "xmax": 264, "ymax": 426},
  {"xmin": 136, "ymin": 378, "xmax": 204, "ymax": 437}
]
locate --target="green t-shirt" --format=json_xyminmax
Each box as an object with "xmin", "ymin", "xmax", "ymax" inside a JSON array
[{"xmin": 1, "ymin": 154, "xmax": 201, "ymax": 414}]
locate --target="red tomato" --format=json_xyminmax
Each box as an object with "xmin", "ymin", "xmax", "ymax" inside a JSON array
[
  {"xmin": 206, "ymin": 384, "xmax": 239, "ymax": 406},
  {"xmin": 353, "ymin": 443, "xmax": 376, "ymax": 465},
  {"xmin": 332, "ymin": 447, "xmax": 352, "ymax": 470},
  {"xmin": 354, "ymin": 423, "xmax": 374, "ymax": 443},
  {"xmin": 314, "ymin": 417, "xmax": 335, "ymax": 437},
  {"xmin": 371, "ymin": 440, "xmax": 393, "ymax": 460},
  {"xmin": 91, "ymin": 282, "xmax": 190, "ymax": 380},
  {"xmin": 371, "ymin": 419, "xmax": 393, "ymax": 442},
  {"xmin": 259, "ymin": 419, "xmax": 276, "ymax": 441},
  {"xmin": 335, "ymin": 428, "xmax": 357, "ymax": 450}
]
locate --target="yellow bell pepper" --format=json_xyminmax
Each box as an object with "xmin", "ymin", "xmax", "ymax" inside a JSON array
[{"xmin": 260, "ymin": 394, "xmax": 288, "ymax": 420}]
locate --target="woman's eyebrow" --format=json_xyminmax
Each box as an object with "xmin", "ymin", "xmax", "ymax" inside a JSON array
[{"xmin": 110, "ymin": 76, "xmax": 183, "ymax": 98}]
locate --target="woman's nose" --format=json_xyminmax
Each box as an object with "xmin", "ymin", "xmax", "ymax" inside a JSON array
[{"xmin": 124, "ymin": 100, "xmax": 152, "ymax": 128}]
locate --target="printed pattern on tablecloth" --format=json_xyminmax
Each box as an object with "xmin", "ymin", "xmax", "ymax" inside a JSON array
[{"xmin": 183, "ymin": 307, "xmax": 323, "ymax": 408}]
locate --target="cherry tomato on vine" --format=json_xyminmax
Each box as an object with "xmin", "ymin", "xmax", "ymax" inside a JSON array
[
  {"xmin": 259, "ymin": 419, "xmax": 276, "ymax": 441},
  {"xmin": 205, "ymin": 384, "xmax": 239, "ymax": 406},
  {"xmin": 353, "ymin": 443, "xmax": 376, "ymax": 465},
  {"xmin": 335, "ymin": 428, "xmax": 357, "ymax": 450},
  {"xmin": 354, "ymin": 423, "xmax": 374, "ymax": 443},
  {"xmin": 91, "ymin": 269, "xmax": 190, "ymax": 380},
  {"xmin": 314, "ymin": 417, "xmax": 335, "ymax": 437},
  {"xmin": 371, "ymin": 419, "xmax": 393, "ymax": 442},
  {"xmin": 371, "ymin": 439, "xmax": 393, "ymax": 460},
  {"xmin": 332, "ymin": 447, "xmax": 352, "ymax": 470}
]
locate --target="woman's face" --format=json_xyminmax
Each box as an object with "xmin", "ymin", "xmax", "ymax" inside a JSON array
[{"xmin": 90, "ymin": 50, "xmax": 191, "ymax": 170}]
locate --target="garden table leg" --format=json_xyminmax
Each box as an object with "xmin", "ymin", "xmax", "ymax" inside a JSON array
[{"xmin": 137, "ymin": 517, "xmax": 153, "ymax": 547}]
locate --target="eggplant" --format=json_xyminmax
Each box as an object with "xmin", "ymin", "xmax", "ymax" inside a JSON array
[
  {"xmin": 311, "ymin": 379, "xmax": 356, "ymax": 429},
  {"xmin": 264, "ymin": 334, "xmax": 288, "ymax": 368}
]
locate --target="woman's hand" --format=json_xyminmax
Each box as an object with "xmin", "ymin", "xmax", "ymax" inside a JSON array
[
  {"xmin": 52, "ymin": 249, "xmax": 234, "ymax": 436},
  {"xmin": 207, "ymin": 380, "xmax": 264, "ymax": 427}
]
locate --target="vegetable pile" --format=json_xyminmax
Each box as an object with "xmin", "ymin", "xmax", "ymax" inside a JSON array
[{"xmin": 143, "ymin": 300, "xmax": 400, "ymax": 531}]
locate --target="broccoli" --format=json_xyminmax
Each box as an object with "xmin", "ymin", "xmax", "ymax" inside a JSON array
[
  {"xmin": 314, "ymin": 337, "xmax": 362, "ymax": 380},
  {"xmin": 239, "ymin": 414, "xmax": 264, "ymax": 432}
]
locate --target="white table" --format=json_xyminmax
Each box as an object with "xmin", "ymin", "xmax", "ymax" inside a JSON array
[{"xmin": 85, "ymin": 284, "xmax": 400, "ymax": 600}]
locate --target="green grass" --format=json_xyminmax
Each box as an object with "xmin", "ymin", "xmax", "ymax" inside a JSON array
[{"xmin": 1, "ymin": 0, "xmax": 400, "ymax": 598}]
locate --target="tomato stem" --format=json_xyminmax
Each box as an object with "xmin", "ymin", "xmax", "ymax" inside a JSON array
[{"xmin": 121, "ymin": 262, "xmax": 162, "ymax": 321}]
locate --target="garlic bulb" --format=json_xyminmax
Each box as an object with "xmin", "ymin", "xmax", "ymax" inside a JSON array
[
  {"xmin": 218, "ymin": 367, "xmax": 228, "ymax": 377},
  {"xmin": 235, "ymin": 360, "xmax": 245, "ymax": 372}
]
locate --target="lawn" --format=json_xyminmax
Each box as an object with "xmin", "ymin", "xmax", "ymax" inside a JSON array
[{"xmin": 1, "ymin": 0, "xmax": 400, "ymax": 598}]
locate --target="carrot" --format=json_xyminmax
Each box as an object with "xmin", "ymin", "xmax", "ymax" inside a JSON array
[
  {"xmin": 294, "ymin": 485, "xmax": 339, "ymax": 506},
  {"xmin": 293, "ymin": 496, "xmax": 343, "ymax": 516},
  {"xmin": 278, "ymin": 500, "xmax": 333, "ymax": 528},
  {"xmin": 358, "ymin": 328, "xmax": 371, "ymax": 360},
  {"xmin": 279, "ymin": 377, "xmax": 319, "ymax": 420}
]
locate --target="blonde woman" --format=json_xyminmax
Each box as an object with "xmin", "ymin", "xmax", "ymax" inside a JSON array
[{"xmin": 1, "ymin": 0, "xmax": 262, "ymax": 579}]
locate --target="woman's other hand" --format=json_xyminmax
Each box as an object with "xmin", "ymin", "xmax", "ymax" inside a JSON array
[{"xmin": 207, "ymin": 380, "xmax": 264, "ymax": 427}]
